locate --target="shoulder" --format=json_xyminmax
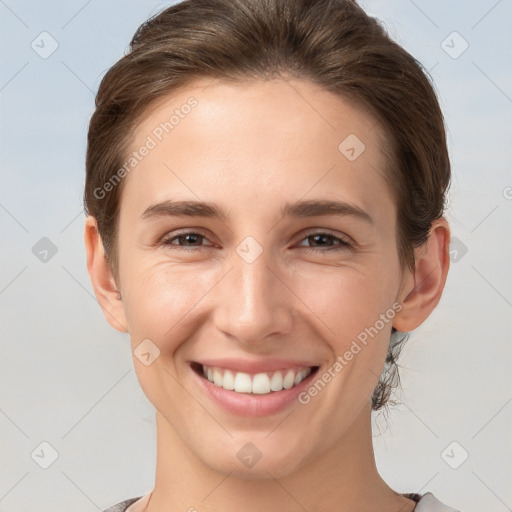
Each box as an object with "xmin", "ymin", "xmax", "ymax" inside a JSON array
[
  {"xmin": 101, "ymin": 496, "xmax": 143, "ymax": 512},
  {"xmin": 413, "ymin": 492, "xmax": 462, "ymax": 512}
]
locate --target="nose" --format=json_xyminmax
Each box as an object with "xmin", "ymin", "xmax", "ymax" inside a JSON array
[{"xmin": 212, "ymin": 244, "xmax": 293, "ymax": 347}]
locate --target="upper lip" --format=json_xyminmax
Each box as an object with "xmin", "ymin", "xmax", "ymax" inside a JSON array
[{"xmin": 192, "ymin": 358, "xmax": 320, "ymax": 374}]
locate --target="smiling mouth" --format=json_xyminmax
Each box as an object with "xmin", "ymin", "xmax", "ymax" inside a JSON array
[{"xmin": 191, "ymin": 362, "xmax": 319, "ymax": 395}]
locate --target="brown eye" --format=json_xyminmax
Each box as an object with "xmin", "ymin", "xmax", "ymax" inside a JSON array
[
  {"xmin": 298, "ymin": 232, "xmax": 352, "ymax": 253},
  {"xmin": 161, "ymin": 231, "xmax": 213, "ymax": 249}
]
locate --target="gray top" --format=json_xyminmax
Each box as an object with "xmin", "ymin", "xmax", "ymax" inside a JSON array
[{"xmin": 102, "ymin": 492, "xmax": 461, "ymax": 511}]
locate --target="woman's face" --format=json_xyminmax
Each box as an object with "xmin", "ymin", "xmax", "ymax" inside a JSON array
[{"xmin": 114, "ymin": 78, "xmax": 406, "ymax": 478}]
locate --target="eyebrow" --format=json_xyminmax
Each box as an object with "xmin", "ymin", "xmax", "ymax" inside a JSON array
[{"xmin": 141, "ymin": 199, "xmax": 373, "ymax": 224}]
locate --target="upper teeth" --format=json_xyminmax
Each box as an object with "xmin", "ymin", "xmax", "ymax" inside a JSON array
[{"xmin": 202, "ymin": 365, "xmax": 313, "ymax": 394}]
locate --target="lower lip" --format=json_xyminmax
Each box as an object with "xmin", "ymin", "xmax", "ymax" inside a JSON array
[{"xmin": 190, "ymin": 365, "xmax": 318, "ymax": 417}]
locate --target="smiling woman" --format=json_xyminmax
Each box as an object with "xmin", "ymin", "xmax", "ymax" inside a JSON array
[{"xmin": 83, "ymin": 0, "xmax": 458, "ymax": 511}]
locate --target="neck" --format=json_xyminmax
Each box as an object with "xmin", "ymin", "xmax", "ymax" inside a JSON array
[{"xmin": 146, "ymin": 402, "xmax": 414, "ymax": 512}]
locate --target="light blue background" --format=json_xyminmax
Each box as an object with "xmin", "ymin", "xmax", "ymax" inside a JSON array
[{"xmin": 1, "ymin": 1, "xmax": 511, "ymax": 511}]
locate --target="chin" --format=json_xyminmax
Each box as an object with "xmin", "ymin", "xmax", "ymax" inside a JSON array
[{"xmin": 197, "ymin": 435, "xmax": 308, "ymax": 481}]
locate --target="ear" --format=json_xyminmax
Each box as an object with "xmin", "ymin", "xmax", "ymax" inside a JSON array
[
  {"xmin": 84, "ymin": 215, "xmax": 129, "ymax": 333},
  {"xmin": 393, "ymin": 217, "xmax": 451, "ymax": 332}
]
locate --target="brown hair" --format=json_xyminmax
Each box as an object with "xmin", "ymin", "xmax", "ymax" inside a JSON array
[{"xmin": 84, "ymin": 0, "xmax": 451, "ymax": 410}]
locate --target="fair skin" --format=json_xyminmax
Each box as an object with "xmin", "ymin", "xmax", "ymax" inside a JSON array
[{"xmin": 85, "ymin": 78, "xmax": 450, "ymax": 512}]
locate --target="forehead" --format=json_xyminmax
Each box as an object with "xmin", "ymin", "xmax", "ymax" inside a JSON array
[{"xmin": 120, "ymin": 77, "xmax": 393, "ymax": 220}]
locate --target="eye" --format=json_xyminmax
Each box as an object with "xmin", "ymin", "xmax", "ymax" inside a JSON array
[
  {"xmin": 160, "ymin": 230, "xmax": 213, "ymax": 250},
  {"xmin": 159, "ymin": 229, "xmax": 353, "ymax": 253},
  {"xmin": 297, "ymin": 232, "xmax": 352, "ymax": 253}
]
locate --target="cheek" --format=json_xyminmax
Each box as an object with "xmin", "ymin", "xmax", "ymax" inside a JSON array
[
  {"xmin": 291, "ymin": 262, "xmax": 400, "ymax": 406},
  {"xmin": 123, "ymin": 264, "xmax": 219, "ymax": 404},
  {"xmin": 290, "ymin": 263, "xmax": 397, "ymax": 346},
  {"xmin": 127, "ymin": 264, "xmax": 208, "ymax": 329},
  {"xmin": 123, "ymin": 256, "xmax": 399, "ymax": 346}
]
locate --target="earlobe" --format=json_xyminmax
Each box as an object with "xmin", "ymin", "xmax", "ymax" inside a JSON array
[
  {"xmin": 84, "ymin": 215, "xmax": 129, "ymax": 333},
  {"xmin": 393, "ymin": 218, "xmax": 451, "ymax": 332}
]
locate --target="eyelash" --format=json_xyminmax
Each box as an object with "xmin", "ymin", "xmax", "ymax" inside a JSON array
[{"xmin": 160, "ymin": 230, "xmax": 352, "ymax": 253}]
